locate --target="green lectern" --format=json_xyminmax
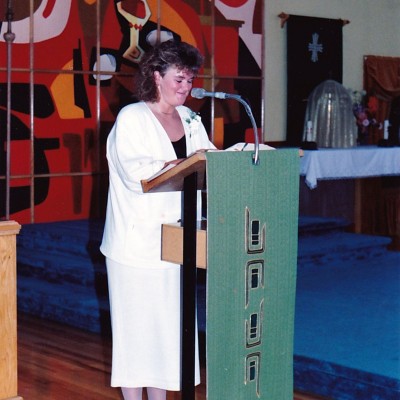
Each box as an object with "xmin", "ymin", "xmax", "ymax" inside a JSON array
[{"xmin": 142, "ymin": 148, "xmax": 300, "ymax": 400}]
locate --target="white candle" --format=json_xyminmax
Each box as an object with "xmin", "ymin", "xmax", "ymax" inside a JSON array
[
  {"xmin": 384, "ymin": 120, "xmax": 389, "ymax": 140},
  {"xmin": 307, "ymin": 121, "xmax": 312, "ymax": 141}
]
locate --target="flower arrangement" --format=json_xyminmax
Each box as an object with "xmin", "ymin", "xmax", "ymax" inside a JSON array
[
  {"xmin": 349, "ymin": 89, "xmax": 382, "ymax": 145},
  {"xmin": 350, "ymin": 90, "xmax": 381, "ymax": 134},
  {"xmin": 185, "ymin": 110, "xmax": 201, "ymax": 137}
]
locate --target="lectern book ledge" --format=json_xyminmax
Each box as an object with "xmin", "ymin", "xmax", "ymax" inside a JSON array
[
  {"xmin": 141, "ymin": 151, "xmax": 207, "ymax": 193},
  {"xmin": 161, "ymin": 222, "xmax": 207, "ymax": 269}
]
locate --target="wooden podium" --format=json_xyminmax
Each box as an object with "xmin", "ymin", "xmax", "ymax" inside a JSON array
[
  {"xmin": 142, "ymin": 149, "xmax": 300, "ymax": 400},
  {"xmin": 0, "ymin": 221, "xmax": 23, "ymax": 400}
]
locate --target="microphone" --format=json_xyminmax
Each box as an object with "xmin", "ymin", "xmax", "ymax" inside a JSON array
[
  {"xmin": 190, "ymin": 88, "xmax": 260, "ymax": 165},
  {"xmin": 191, "ymin": 88, "xmax": 241, "ymax": 100}
]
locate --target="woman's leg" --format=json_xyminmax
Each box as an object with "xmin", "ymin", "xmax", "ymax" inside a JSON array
[
  {"xmin": 121, "ymin": 387, "xmax": 143, "ymax": 400},
  {"xmin": 146, "ymin": 387, "xmax": 166, "ymax": 400}
]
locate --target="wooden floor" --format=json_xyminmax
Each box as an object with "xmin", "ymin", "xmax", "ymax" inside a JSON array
[{"xmin": 17, "ymin": 313, "xmax": 325, "ymax": 400}]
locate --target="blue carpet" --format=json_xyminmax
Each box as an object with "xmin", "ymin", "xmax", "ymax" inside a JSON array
[
  {"xmin": 15, "ymin": 217, "xmax": 400, "ymax": 399},
  {"xmin": 294, "ymin": 251, "xmax": 400, "ymax": 399}
]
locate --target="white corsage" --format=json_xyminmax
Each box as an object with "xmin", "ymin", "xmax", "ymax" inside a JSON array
[{"xmin": 185, "ymin": 110, "xmax": 201, "ymax": 138}]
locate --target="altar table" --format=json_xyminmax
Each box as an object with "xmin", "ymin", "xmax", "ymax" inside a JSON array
[
  {"xmin": 300, "ymin": 146, "xmax": 400, "ymax": 233},
  {"xmin": 300, "ymin": 146, "xmax": 400, "ymax": 189}
]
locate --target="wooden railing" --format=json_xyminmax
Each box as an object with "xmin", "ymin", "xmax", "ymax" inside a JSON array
[{"xmin": 0, "ymin": 221, "xmax": 23, "ymax": 400}]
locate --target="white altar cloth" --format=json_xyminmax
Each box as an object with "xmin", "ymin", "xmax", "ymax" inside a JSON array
[{"xmin": 300, "ymin": 146, "xmax": 400, "ymax": 189}]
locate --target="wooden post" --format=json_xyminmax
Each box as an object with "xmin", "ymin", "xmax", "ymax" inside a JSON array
[
  {"xmin": 354, "ymin": 179, "xmax": 362, "ymax": 233},
  {"xmin": 0, "ymin": 221, "xmax": 23, "ymax": 400}
]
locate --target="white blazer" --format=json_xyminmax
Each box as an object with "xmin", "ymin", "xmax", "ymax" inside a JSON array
[{"xmin": 100, "ymin": 102, "xmax": 215, "ymax": 267}]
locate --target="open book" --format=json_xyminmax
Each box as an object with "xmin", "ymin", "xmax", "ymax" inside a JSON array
[{"xmin": 225, "ymin": 142, "xmax": 275, "ymax": 152}]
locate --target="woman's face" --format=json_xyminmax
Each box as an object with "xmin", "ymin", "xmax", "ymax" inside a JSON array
[{"xmin": 154, "ymin": 66, "xmax": 195, "ymax": 107}]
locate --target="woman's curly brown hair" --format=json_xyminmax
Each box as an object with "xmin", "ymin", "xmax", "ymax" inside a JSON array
[{"xmin": 136, "ymin": 40, "xmax": 204, "ymax": 102}]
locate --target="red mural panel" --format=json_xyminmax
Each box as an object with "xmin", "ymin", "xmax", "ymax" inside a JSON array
[{"xmin": 0, "ymin": 0, "xmax": 260, "ymax": 224}]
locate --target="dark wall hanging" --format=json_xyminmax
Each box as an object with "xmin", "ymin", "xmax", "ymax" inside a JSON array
[{"xmin": 281, "ymin": 13, "xmax": 348, "ymax": 147}]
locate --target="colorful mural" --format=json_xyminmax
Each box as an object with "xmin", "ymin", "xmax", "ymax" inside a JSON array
[{"xmin": 0, "ymin": 0, "xmax": 262, "ymax": 224}]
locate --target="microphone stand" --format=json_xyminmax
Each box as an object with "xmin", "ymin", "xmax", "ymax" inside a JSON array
[
  {"xmin": 227, "ymin": 95, "xmax": 260, "ymax": 165},
  {"xmin": 191, "ymin": 88, "xmax": 260, "ymax": 165}
]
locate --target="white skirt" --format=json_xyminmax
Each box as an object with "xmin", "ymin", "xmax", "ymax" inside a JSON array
[{"xmin": 106, "ymin": 258, "xmax": 200, "ymax": 390}]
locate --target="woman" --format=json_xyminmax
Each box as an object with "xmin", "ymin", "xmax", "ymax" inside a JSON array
[{"xmin": 100, "ymin": 40, "xmax": 215, "ymax": 400}]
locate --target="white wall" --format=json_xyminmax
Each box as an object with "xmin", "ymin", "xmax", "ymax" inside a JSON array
[{"xmin": 264, "ymin": 0, "xmax": 400, "ymax": 142}]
